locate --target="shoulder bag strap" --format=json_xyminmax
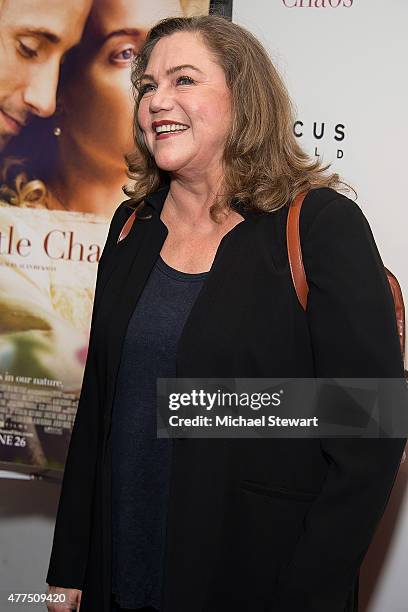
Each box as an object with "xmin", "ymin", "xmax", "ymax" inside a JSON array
[
  {"xmin": 119, "ymin": 197, "xmax": 309, "ymax": 305},
  {"xmin": 117, "ymin": 210, "xmax": 137, "ymax": 243},
  {"xmin": 286, "ymin": 191, "xmax": 309, "ymax": 310}
]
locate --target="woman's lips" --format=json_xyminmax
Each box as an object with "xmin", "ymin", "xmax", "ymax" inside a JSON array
[{"xmin": 0, "ymin": 109, "xmax": 23, "ymax": 135}]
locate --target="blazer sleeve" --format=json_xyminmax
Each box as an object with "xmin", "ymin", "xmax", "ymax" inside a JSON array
[
  {"xmin": 46, "ymin": 203, "xmax": 132, "ymax": 589},
  {"xmin": 275, "ymin": 194, "xmax": 407, "ymax": 612}
]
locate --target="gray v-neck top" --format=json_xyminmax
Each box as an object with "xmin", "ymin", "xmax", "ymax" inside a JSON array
[{"xmin": 111, "ymin": 254, "xmax": 209, "ymax": 610}]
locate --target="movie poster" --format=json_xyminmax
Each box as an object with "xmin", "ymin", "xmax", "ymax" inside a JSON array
[{"xmin": 0, "ymin": 0, "xmax": 232, "ymax": 473}]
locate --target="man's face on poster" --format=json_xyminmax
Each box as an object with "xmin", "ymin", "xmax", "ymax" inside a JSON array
[{"xmin": 0, "ymin": 0, "xmax": 92, "ymax": 151}]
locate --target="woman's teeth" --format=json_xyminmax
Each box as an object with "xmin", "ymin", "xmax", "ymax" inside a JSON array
[{"xmin": 156, "ymin": 124, "xmax": 189, "ymax": 134}]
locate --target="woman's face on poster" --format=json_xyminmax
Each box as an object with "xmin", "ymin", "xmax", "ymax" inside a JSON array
[{"xmin": 60, "ymin": 0, "xmax": 184, "ymax": 168}]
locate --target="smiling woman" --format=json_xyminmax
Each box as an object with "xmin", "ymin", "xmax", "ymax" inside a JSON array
[
  {"xmin": 126, "ymin": 15, "xmax": 352, "ymax": 224},
  {"xmin": 44, "ymin": 12, "xmax": 406, "ymax": 612},
  {"xmin": 136, "ymin": 45, "xmax": 231, "ymax": 199}
]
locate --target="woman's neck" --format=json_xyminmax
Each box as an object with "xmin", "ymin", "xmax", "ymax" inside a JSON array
[
  {"xmin": 165, "ymin": 172, "xmax": 226, "ymax": 229},
  {"xmin": 47, "ymin": 139, "xmax": 128, "ymax": 218}
]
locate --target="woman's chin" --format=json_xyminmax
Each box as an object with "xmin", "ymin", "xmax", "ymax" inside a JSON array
[{"xmin": 154, "ymin": 155, "xmax": 190, "ymax": 174}]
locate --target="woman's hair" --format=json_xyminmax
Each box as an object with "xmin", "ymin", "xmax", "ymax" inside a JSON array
[{"xmin": 125, "ymin": 14, "xmax": 354, "ymax": 220}]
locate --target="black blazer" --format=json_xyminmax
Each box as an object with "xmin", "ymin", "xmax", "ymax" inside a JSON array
[{"xmin": 46, "ymin": 185, "xmax": 406, "ymax": 612}]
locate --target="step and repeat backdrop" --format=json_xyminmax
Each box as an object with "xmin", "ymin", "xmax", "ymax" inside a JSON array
[
  {"xmin": 233, "ymin": 0, "xmax": 407, "ymax": 299},
  {"xmin": 231, "ymin": 4, "xmax": 407, "ymax": 612},
  {"xmin": 233, "ymin": 0, "xmax": 407, "ymax": 308}
]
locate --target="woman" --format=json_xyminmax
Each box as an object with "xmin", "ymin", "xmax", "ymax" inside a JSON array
[{"xmin": 46, "ymin": 15, "xmax": 406, "ymax": 612}]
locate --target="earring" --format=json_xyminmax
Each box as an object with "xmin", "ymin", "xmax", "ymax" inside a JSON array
[{"xmin": 53, "ymin": 126, "xmax": 62, "ymax": 137}]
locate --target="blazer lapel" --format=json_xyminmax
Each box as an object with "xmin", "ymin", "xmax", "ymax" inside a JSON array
[
  {"xmin": 95, "ymin": 185, "xmax": 171, "ymax": 311},
  {"xmin": 101, "ymin": 204, "xmax": 169, "ymax": 446},
  {"xmin": 93, "ymin": 205, "xmax": 135, "ymax": 312}
]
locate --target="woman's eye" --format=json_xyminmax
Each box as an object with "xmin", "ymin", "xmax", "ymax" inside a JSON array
[
  {"xmin": 176, "ymin": 75, "xmax": 194, "ymax": 86},
  {"xmin": 139, "ymin": 75, "xmax": 194, "ymax": 96},
  {"xmin": 17, "ymin": 40, "xmax": 38, "ymax": 59},
  {"xmin": 110, "ymin": 46, "xmax": 136, "ymax": 64},
  {"xmin": 140, "ymin": 83, "xmax": 155, "ymax": 96}
]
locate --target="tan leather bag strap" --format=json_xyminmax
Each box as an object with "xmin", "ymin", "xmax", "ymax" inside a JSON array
[
  {"xmin": 286, "ymin": 193, "xmax": 407, "ymax": 365},
  {"xmin": 384, "ymin": 267, "xmax": 406, "ymax": 362},
  {"xmin": 117, "ymin": 210, "xmax": 137, "ymax": 243},
  {"xmin": 286, "ymin": 191, "xmax": 309, "ymax": 310}
]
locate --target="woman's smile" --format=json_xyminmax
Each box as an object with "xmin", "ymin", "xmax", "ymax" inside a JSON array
[{"xmin": 155, "ymin": 126, "xmax": 190, "ymax": 140}]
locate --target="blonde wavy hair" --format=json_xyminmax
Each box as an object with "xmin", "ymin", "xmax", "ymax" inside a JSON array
[{"xmin": 125, "ymin": 14, "xmax": 354, "ymax": 221}]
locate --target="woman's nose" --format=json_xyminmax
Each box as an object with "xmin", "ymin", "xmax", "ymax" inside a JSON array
[{"xmin": 149, "ymin": 87, "xmax": 174, "ymax": 113}]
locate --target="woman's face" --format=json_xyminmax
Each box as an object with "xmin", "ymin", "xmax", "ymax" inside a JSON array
[
  {"xmin": 60, "ymin": 0, "xmax": 183, "ymax": 169},
  {"xmin": 137, "ymin": 31, "xmax": 232, "ymax": 178}
]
